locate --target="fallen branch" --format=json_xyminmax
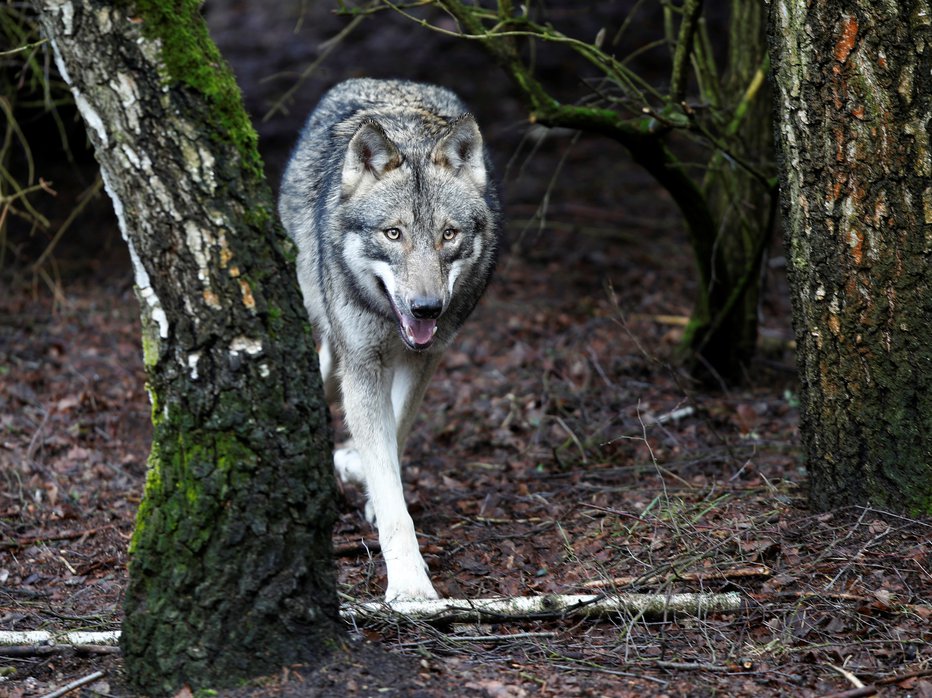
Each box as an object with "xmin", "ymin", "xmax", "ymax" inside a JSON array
[
  {"xmin": 814, "ymin": 687, "xmax": 877, "ymax": 698},
  {"xmin": 0, "ymin": 630, "xmax": 120, "ymax": 647},
  {"xmin": 333, "ymin": 539, "xmax": 381, "ymax": 557},
  {"xmin": 752, "ymin": 590, "xmax": 932, "ymax": 615},
  {"xmin": 0, "ymin": 593, "xmax": 744, "ymax": 647},
  {"xmin": 816, "ymin": 666, "xmax": 932, "ymax": 698},
  {"xmin": 652, "ymin": 660, "xmax": 736, "ymax": 672},
  {"xmin": 39, "ymin": 670, "xmax": 105, "ymax": 698},
  {"xmin": 448, "ymin": 630, "xmax": 557, "ymax": 643},
  {"xmin": 0, "ymin": 525, "xmax": 116, "ymax": 550},
  {"xmin": 0, "ymin": 644, "xmax": 119, "ymax": 657},
  {"xmin": 828, "ymin": 663, "xmax": 867, "ymax": 689},
  {"xmin": 582, "ymin": 565, "xmax": 772, "ymax": 588},
  {"xmin": 341, "ymin": 592, "xmax": 744, "ymax": 623},
  {"xmin": 873, "ymin": 667, "xmax": 932, "ymax": 686}
]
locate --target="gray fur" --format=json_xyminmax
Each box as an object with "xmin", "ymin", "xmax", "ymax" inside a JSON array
[{"xmin": 279, "ymin": 79, "xmax": 500, "ymax": 601}]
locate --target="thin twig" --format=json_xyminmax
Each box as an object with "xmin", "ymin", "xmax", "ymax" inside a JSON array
[
  {"xmin": 874, "ymin": 667, "xmax": 932, "ymax": 686},
  {"xmin": 653, "ymin": 660, "xmax": 734, "ymax": 672},
  {"xmin": 0, "ymin": 39, "xmax": 48, "ymax": 58},
  {"xmin": 0, "ymin": 644, "xmax": 119, "ymax": 657},
  {"xmin": 261, "ymin": 11, "xmax": 368, "ymax": 122},
  {"xmin": 31, "ymin": 177, "xmax": 103, "ymax": 273},
  {"xmin": 669, "ymin": 0, "xmax": 702, "ymax": 104},
  {"xmin": 0, "ymin": 524, "xmax": 117, "ymax": 550},
  {"xmin": 854, "ymin": 505, "xmax": 932, "ymax": 529},
  {"xmin": 815, "ymin": 667, "xmax": 932, "ymax": 698},
  {"xmin": 828, "ymin": 663, "xmax": 866, "ymax": 688},
  {"xmin": 25, "ymin": 407, "xmax": 51, "ymax": 463},
  {"xmin": 814, "ymin": 687, "xmax": 877, "ymax": 698},
  {"xmin": 582, "ymin": 564, "xmax": 772, "ymax": 588},
  {"xmin": 38, "ymin": 670, "xmax": 105, "ymax": 698},
  {"xmin": 449, "ymin": 631, "xmax": 557, "ymax": 642},
  {"xmin": 333, "ymin": 539, "xmax": 381, "ymax": 556},
  {"xmin": 549, "ymin": 662, "xmax": 669, "ymax": 685}
]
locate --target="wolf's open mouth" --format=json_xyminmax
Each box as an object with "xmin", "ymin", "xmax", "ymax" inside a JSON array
[
  {"xmin": 377, "ymin": 280, "xmax": 438, "ymax": 350},
  {"xmin": 399, "ymin": 314, "xmax": 438, "ymax": 348}
]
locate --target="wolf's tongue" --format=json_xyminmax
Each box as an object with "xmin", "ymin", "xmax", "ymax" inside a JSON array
[{"xmin": 402, "ymin": 316, "xmax": 437, "ymax": 346}]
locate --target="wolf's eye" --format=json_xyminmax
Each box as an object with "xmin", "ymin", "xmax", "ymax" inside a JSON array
[
  {"xmin": 442, "ymin": 228, "xmax": 458, "ymax": 242},
  {"xmin": 384, "ymin": 227, "xmax": 402, "ymax": 241}
]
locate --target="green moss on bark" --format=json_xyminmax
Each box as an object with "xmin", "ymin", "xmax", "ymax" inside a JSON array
[
  {"xmin": 117, "ymin": 0, "xmax": 264, "ymax": 181},
  {"xmin": 124, "ymin": 392, "xmax": 338, "ymax": 695},
  {"xmin": 39, "ymin": 1, "xmax": 340, "ymax": 692}
]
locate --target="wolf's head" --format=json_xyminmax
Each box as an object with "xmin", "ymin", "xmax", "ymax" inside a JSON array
[{"xmin": 337, "ymin": 114, "xmax": 497, "ymax": 351}]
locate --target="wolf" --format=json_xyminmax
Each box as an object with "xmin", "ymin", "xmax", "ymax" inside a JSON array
[{"xmin": 278, "ymin": 79, "xmax": 500, "ymax": 601}]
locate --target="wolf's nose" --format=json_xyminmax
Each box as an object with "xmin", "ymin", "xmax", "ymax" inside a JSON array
[{"xmin": 410, "ymin": 296, "xmax": 443, "ymax": 320}]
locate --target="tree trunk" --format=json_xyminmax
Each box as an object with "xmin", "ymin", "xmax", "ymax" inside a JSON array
[
  {"xmin": 769, "ymin": 1, "xmax": 932, "ymax": 514},
  {"xmin": 685, "ymin": 0, "xmax": 776, "ymax": 385},
  {"xmin": 33, "ymin": 0, "xmax": 342, "ymax": 693}
]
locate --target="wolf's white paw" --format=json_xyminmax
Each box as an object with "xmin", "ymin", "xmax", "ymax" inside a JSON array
[
  {"xmin": 384, "ymin": 541, "xmax": 438, "ymax": 602},
  {"xmin": 334, "ymin": 447, "xmax": 365, "ymax": 486},
  {"xmin": 385, "ymin": 570, "xmax": 440, "ymax": 603},
  {"xmin": 364, "ymin": 499, "xmax": 377, "ymax": 527}
]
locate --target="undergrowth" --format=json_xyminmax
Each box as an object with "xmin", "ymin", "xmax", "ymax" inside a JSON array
[{"xmin": 0, "ymin": 0, "xmax": 82, "ymax": 292}]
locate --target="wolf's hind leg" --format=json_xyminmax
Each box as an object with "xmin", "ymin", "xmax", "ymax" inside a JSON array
[
  {"xmin": 334, "ymin": 444, "xmax": 377, "ymax": 524},
  {"xmin": 318, "ymin": 336, "xmax": 340, "ymax": 404},
  {"xmin": 334, "ymin": 443, "xmax": 364, "ymax": 485}
]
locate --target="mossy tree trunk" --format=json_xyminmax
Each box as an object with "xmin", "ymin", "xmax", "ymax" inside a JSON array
[
  {"xmin": 33, "ymin": 0, "xmax": 342, "ymax": 693},
  {"xmin": 770, "ymin": 0, "xmax": 932, "ymax": 514},
  {"xmin": 686, "ymin": 0, "xmax": 777, "ymax": 384}
]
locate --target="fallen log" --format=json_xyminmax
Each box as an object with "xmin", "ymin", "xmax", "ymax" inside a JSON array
[
  {"xmin": 0, "ymin": 592, "xmax": 745, "ymax": 649},
  {"xmin": 341, "ymin": 591, "xmax": 745, "ymax": 623},
  {"xmin": 0, "ymin": 630, "xmax": 120, "ymax": 647}
]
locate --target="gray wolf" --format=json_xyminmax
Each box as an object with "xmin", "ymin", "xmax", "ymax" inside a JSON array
[{"xmin": 279, "ymin": 79, "xmax": 500, "ymax": 601}]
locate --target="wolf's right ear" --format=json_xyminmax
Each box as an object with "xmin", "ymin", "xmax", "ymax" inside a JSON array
[
  {"xmin": 432, "ymin": 115, "xmax": 487, "ymax": 193},
  {"xmin": 341, "ymin": 120, "xmax": 403, "ymax": 199}
]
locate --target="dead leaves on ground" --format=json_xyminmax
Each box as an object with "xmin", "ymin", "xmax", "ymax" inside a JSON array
[{"xmin": 2, "ymin": 240, "xmax": 929, "ymax": 696}]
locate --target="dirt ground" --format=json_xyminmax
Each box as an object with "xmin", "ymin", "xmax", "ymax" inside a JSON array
[{"xmin": 2, "ymin": 2, "xmax": 931, "ymax": 697}]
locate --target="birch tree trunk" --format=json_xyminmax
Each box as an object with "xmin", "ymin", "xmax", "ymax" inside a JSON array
[
  {"xmin": 33, "ymin": 0, "xmax": 341, "ymax": 693},
  {"xmin": 770, "ymin": 1, "xmax": 932, "ymax": 514}
]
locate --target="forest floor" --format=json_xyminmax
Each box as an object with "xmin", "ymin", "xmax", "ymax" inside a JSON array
[
  {"xmin": 3, "ymin": 186, "xmax": 931, "ymax": 697},
  {"xmin": 2, "ymin": 2, "xmax": 931, "ymax": 696}
]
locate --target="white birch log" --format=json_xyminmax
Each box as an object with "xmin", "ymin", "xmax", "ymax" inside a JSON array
[
  {"xmin": 0, "ymin": 630, "xmax": 120, "ymax": 646},
  {"xmin": 341, "ymin": 592, "xmax": 744, "ymax": 623},
  {"xmin": 0, "ymin": 592, "xmax": 744, "ymax": 648}
]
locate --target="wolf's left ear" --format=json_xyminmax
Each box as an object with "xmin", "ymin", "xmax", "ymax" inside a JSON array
[
  {"xmin": 342, "ymin": 120, "xmax": 403, "ymax": 199},
  {"xmin": 432, "ymin": 115, "xmax": 487, "ymax": 192}
]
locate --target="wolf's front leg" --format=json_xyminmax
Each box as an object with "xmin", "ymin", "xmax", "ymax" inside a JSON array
[{"xmin": 339, "ymin": 361, "xmax": 438, "ymax": 602}]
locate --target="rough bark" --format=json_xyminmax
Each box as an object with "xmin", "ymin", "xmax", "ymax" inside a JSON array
[
  {"xmin": 32, "ymin": 0, "xmax": 342, "ymax": 693},
  {"xmin": 770, "ymin": 1, "xmax": 932, "ymax": 513}
]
